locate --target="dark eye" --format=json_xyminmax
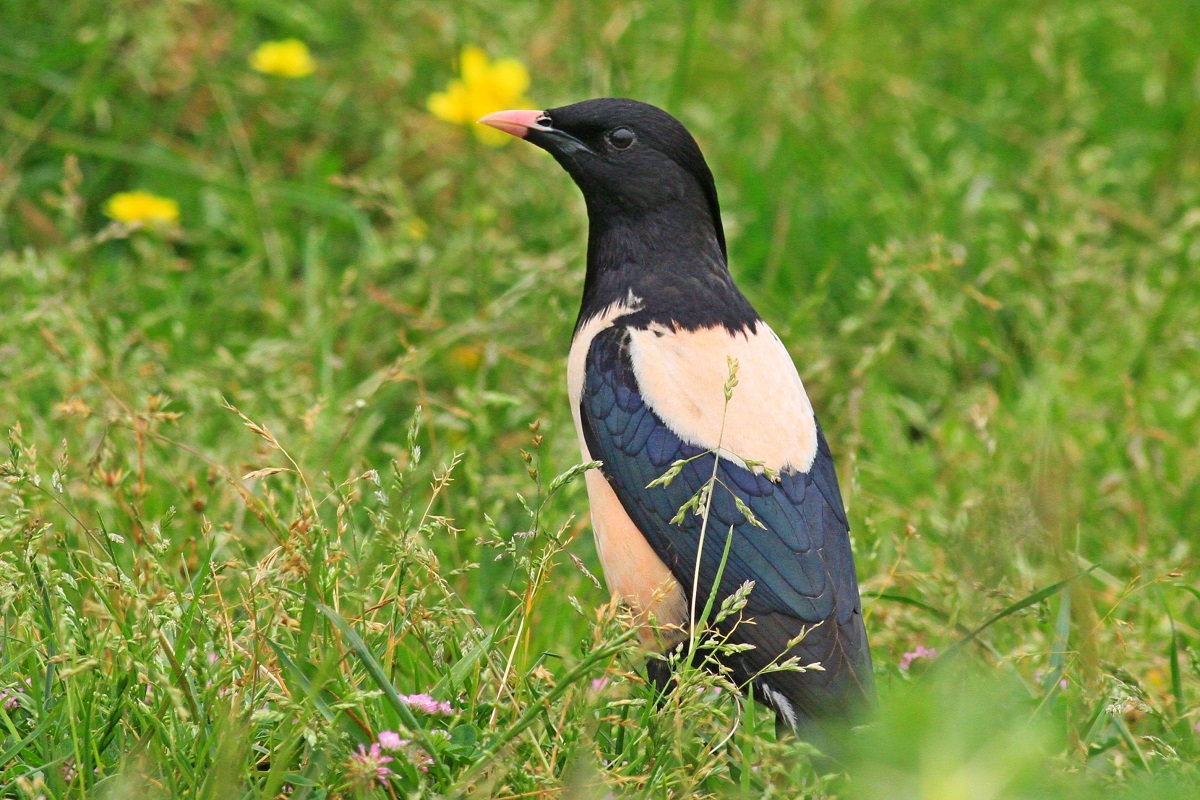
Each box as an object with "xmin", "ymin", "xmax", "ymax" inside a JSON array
[{"xmin": 607, "ymin": 127, "xmax": 636, "ymax": 150}]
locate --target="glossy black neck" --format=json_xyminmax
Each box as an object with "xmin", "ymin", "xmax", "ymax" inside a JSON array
[{"xmin": 574, "ymin": 200, "xmax": 759, "ymax": 335}]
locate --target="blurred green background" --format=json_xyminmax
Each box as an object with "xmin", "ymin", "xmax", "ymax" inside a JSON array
[{"xmin": 1, "ymin": 1, "xmax": 1198, "ymax": 797}]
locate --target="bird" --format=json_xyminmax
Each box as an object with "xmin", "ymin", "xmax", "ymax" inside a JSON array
[{"xmin": 479, "ymin": 98, "xmax": 874, "ymax": 739}]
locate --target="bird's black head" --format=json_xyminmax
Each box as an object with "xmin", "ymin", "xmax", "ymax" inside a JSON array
[
  {"xmin": 481, "ymin": 98, "xmax": 726, "ymax": 261},
  {"xmin": 481, "ymin": 98, "xmax": 757, "ymax": 333}
]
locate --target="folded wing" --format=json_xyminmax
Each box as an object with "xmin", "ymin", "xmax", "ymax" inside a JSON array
[{"xmin": 579, "ymin": 323, "xmax": 873, "ymax": 724}]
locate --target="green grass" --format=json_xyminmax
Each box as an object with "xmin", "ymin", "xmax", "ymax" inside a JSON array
[{"xmin": 2, "ymin": 0, "xmax": 1199, "ymax": 796}]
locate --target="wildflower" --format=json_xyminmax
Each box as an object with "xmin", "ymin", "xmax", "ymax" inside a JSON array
[
  {"xmin": 410, "ymin": 748, "xmax": 433, "ymax": 773},
  {"xmin": 377, "ymin": 730, "xmax": 405, "ymax": 751},
  {"xmin": 591, "ymin": 677, "xmax": 610, "ymax": 692},
  {"xmin": 899, "ymin": 645, "xmax": 937, "ymax": 670},
  {"xmin": 404, "ymin": 217, "xmax": 429, "ymax": 241},
  {"xmin": 449, "ymin": 345, "xmax": 482, "ymax": 370},
  {"xmin": 427, "ymin": 46, "xmax": 531, "ymax": 146},
  {"xmin": 1, "ymin": 689, "xmax": 18, "ymax": 710},
  {"xmin": 103, "ymin": 191, "xmax": 180, "ymax": 227},
  {"xmin": 374, "ymin": 732, "xmax": 434, "ymax": 773},
  {"xmin": 250, "ymin": 39, "xmax": 316, "ymax": 78},
  {"xmin": 400, "ymin": 693, "xmax": 453, "ymax": 715},
  {"xmin": 346, "ymin": 743, "xmax": 393, "ymax": 788},
  {"xmin": 1035, "ymin": 669, "xmax": 1069, "ymax": 690},
  {"xmin": 61, "ymin": 758, "xmax": 77, "ymax": 783}
]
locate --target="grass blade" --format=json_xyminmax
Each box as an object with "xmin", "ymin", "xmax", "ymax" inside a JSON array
[
  {"xmin": 1164, "ymin": 601, "xmax": 1185, "ymax": 718},
  {"xmin": 304, "ymin": 595, "xmax": 453, "ymax": 783},
  {"xmin": 946, "ymin": 568, "xmax": 1097, "ymax": 656}
]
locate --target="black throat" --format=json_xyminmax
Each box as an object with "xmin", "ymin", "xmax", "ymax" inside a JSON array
[{"xmin": 574, "ymin": 197, "xmax": 760, "ymax": 335}]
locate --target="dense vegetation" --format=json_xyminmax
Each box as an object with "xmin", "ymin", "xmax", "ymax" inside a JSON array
[{"xmin": 2, "ymin": 1, "xmax": 1198, "ymax": 797}]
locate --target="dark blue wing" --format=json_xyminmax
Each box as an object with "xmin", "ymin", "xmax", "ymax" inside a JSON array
[{"xmin": 580, "ymin": 325, "xmax": 873, "ymax": 721}]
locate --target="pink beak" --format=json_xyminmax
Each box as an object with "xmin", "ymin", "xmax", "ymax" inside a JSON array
[{"xmin": 477, "ymin": 109, "xmax": 546, "ymax": 139}]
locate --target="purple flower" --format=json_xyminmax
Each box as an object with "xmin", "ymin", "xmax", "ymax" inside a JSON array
[
  {"xmin": 62, "ymin": 758, "xmax": 78, "ymax": 782},
  {"xmin": 372, "ymin": 732, "xmax": 435, "ymax": 773},
  {"xmin": 899, "ymin": 645, "xmax": 938, "ymax": 670},
  {"xmin": 347, "ymin": 743, "xmax": 393, "ymax": 787},
  {"xmin": 377, "ymin": 730, "xmax": 406, "ymax": 751},
  {"xmin": 411, "ymin": 748, "xmax": 433, "ymax": 773},
  {"xmin": 591, "ymin": 677, "xmax": 610, "ymax": 692},
  {"xmin": 400, "ymin": 693, "xmax": 453, "ymax": 715},
  {"xmin": 1034, "ymin": 669, "xmax": 1070, "ymax": 690},
  {"xmin": 0, "ymin": 689, "xmax": 18, "ymax": 710}
]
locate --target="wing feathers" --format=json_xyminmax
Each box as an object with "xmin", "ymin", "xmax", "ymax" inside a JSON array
[{"xmin": 575, "ymin": 323, "xmax": 873, "ymax": 723}]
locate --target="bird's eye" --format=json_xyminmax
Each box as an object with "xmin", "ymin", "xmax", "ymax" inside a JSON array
[{"xmin": 607, "ymin": 127, "xmax": 636, "ymax": 150}]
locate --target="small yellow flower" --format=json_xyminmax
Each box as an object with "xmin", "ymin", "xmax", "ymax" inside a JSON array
[
  {"xmin": 449, "ymin": 345, "xmax": 483, "ymax": 370},
  {"xmin": 250, "ymin": 39, "xmax": 316, "ymax": 78},
  {"xmin": 404, "ymin": 217, "xmax": 429, "ymax": 241},
  {"xmin": 104, "ymin": 191, "xmax": 180, "ymax": 227},
  {"xmin": 427, "ymin": 46, "xmax": 532, "ymax": 146}
]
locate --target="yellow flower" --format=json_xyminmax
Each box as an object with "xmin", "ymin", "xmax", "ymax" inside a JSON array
[
  {"xmin": 104, "ymin": 191, "xmax": 180, "ymax": 227},
  {"xmin": 250, "ymin": 39, "xmax": 316, "ymax": 78},
  {"xmin": 404, "ymin": 217, "xmax": 429, "ymax": 241},
  {"xmin": 427, "ymin": 46, "xmax": 531, "ymax": 146},
  {"xmin": 449, "ymin": 345, "xmax": 483, "ymax": 370}
]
